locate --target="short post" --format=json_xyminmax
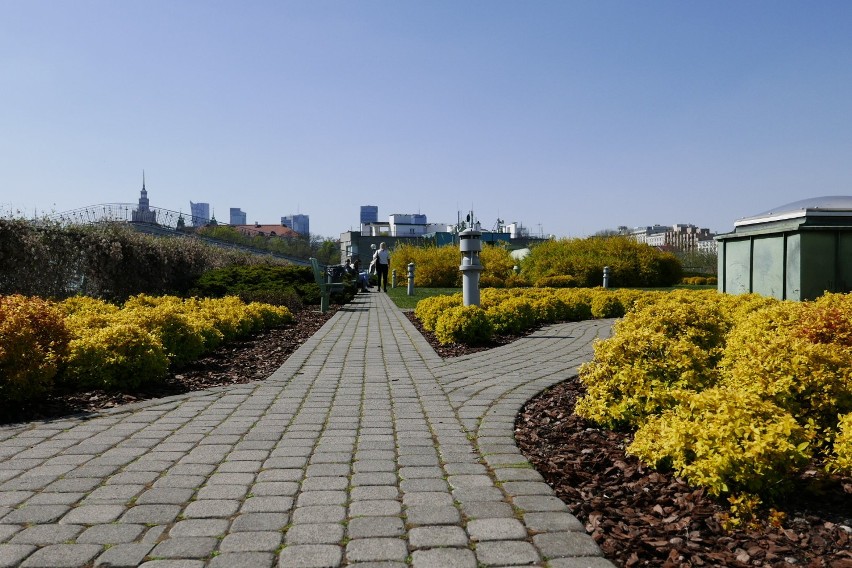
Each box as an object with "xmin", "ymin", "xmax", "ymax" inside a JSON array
[
  {"xmin": 459, "ymin": 228, "xmax": 483, "ymax": 306},
  {"xmin": 603, "ymin": 266, "xmax": 611, "ymax": 289},
  {"xmin": 407, "ymin": 262, "xmax": 415, "ymax": 296},
  {"xmin": 392, "ymin": 269, "xmax": 397, "ymax": 288}
]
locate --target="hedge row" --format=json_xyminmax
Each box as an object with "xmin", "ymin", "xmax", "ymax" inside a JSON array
[
  {"xmin": 0, "ymin": 219, "xmax": 289, "ymax": 301},
  {"xmin": 0, "ymin": 294, "xmax": 292, "ymax": 409}
]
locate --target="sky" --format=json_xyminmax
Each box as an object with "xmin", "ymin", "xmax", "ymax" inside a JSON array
[{"xmin": 2, "ymin": 1, "xmax": 851, "ymax": 239}]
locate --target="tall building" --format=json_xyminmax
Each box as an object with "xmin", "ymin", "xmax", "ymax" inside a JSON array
[
  {"xmin": 360, "ymin": 205, "xmax": 378, "ymax": 225},
  {"xmin": 190, "ymin": 201, "xmax": 210, "ymax": 227},
  {"xmin": 131, "ymin": 173, "xmax": 157, "ymax": 224},
  {"xmin": 281, "ymin": 214, "xmax": 309, "ymax": 235},
  {"xmin": 229, "ymin": 208, "xmax": 247, "ymax": 225}
]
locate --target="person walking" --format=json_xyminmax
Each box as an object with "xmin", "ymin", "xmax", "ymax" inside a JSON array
[{"xmin": 373, "ymin": 242, "xmax": 390, "ymax": 292}]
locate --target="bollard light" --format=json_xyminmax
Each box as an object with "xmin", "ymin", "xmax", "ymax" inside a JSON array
[
  {"xmin": 392, "ymin": 269, "xmax": 397, "ymax": 288},
  {"xmin": 603, "ymin": 266, "xmax": 611, "ymax": 289},
  {"xmin": 407, "ymin": 263, "xmax": 415, "ymax": 296},
  {"xmin": 459, "ymin": 228, "xmax": 483, "ymax": 306}
]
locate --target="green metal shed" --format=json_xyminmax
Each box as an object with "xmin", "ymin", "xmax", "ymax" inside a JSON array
[{"xmin": 716, "ymin": 196, "xmax": 852, "ymax": 301}]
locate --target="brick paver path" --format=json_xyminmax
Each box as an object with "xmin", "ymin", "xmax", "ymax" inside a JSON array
[{"xmin": 0, "ymin": 292, "xmax": 614, "ymax": 567}]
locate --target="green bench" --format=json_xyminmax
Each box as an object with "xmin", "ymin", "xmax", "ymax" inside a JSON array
[{"xmin": 310, "ymin": 257, "xmax": 345, "ymax": 313}]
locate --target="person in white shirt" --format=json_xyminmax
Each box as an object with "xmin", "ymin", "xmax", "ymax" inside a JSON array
[{"xmin": 373, "ymin": 242, "xmax": 390, "ymax": 292}]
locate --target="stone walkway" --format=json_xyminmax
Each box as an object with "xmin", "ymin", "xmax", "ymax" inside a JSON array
[{"xmin": 0, "ymin": 292, "xmax": 614, "ymax": 568}]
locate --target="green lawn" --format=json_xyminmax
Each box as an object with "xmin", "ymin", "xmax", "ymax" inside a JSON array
[{"xmin": 385, "ymin": 286, "xmax": 459, "ymax": 309}]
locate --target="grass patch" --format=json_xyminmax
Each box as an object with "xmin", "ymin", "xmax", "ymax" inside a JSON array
[{"xmin": 385, "ymin": 287, "xmax": 459, "ymax": 309}]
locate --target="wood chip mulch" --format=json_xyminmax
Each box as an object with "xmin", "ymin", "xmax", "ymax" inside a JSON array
[{"xmin": 6, "ymin": 306, "xmax": 852, "ymax": 568}]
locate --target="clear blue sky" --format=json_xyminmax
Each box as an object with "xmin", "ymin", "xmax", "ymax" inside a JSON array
[{"xmin": 2, "ymin": 1, "xmax": 851, "ymax": 238}]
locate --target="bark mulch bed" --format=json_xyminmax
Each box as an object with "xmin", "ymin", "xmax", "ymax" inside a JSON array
[{"xmin": 6, "ymin": 307, "xmax": 852, "ymax": 567}]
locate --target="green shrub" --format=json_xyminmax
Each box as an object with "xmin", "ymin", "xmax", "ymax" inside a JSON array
[
  {"xmin": 521, "ymin": 236, "xmax": 682, "ymax": 287},
  {"xmin": 0, "ymin": 295, "xmax": 70, "ymax": 405},
  {"xmin": 190, "ymin": 264, "xmax": 319, "ymax": 308},
  {"xmin": 434, "ymin": 305, "xmax": 494, "ymax": 345},
  {"xmin": 535, "ymin": 275, "xmax": 581, "ymax": 288},
  {"xmin": 629, "ymin": 387, "xmax": 810, "ymax": 497}
]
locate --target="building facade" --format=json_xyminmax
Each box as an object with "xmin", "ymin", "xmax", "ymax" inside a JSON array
[
  {"xmin": 189, "ymin": 202, "xmax": 210, "ymax": 227},
  {"xmin": 360, "ymin": 205, "xmax": 378, "ymax": 226},
  {"xmin": 631, "ymin": 224, "xmax": 715, "ymax": 251},
  {"xmin": 229, "ymin": 208, "xmax": 247, "ymax": 225},
  {"xmin": 281, "ymin": 214, "xmax": 309, "ymax": 235}
]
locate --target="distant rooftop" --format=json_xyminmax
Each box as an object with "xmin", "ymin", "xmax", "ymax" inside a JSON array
[{"xmin": 735, "ymin": 196, "xmax": 852, "ymax": 227}]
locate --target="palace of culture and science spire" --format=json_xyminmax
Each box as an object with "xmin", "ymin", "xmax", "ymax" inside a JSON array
[{"xmin": 131, "ymin": 172, "xmax": 157, "ymax": 224}]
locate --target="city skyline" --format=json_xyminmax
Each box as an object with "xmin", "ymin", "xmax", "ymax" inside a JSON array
[{"xmin": 2, "ymin": 2, "xmax": 850, "ymax": 238}]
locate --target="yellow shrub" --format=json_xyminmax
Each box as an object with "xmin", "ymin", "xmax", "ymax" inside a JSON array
[
  {"xmin": 828, "ymin": 412, "xmax": 852, "ymax": 474},
  {"xmin": 0, "ymin": 295, "xmax": 70, "ymax": 404},
  {"xmin": 721, "ymin": 299, "xmax": 852, "ymax": 430},
  {"xmin": 64, "ymin": 322, "xmax": 169, "ymax": 390},
  {"xmin": 576, "ymin": 290, "xmax": 731, "ymax": 428},
  {"xmin": 485, "ymin": 297, "xmax": 537, "ymax": 335},
  {"xmin": 536, "ymin": 275, "xmax": 581, "ymax": 288},
  {"xmin": 414, "ymin": 294, "xmax": 463, "ymax": 331},
  {"xmin": 629, "ymin": 387, "xmax": 810, "ymax": 497},
  {"xmin": 61, "ymin": 296, "xmax": 120, "ymax": 332},
  {"xmin": 434, "ymin": 305, "xmax": 494, "ymax": 345}
]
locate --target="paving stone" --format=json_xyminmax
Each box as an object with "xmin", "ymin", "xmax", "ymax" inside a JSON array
[
  {"xmin": 399, "ymin": 466, "xmax": 443, "ymax": 479},
  {"xmin": 512, "ymin": 495, "xmax": 569, "ymax": 513},
  {"xmin": 452, "ymin": 487, "xmax": 504, "ymax": 502},
  {"xmin": 475, "ymin": 540, "xmax": 540, "ymax": 566},
  {"xmin": 401, "ymin": 492, "xmax": 453, "ymax": 507},
  {"xmin": 19, "ymin": 543, "xmax": 101, "ymax": 567},
  {"xmin": 77, "ymin": 523, "xmax": 145, "ymax": 544},
  {"xmin": 349, "ymin": 486, "xmax": 398, "ymax": 501},
  {"xmin": 0, "ymin": 492, "xmax": 33, "ymax": 507},
  {"xmin": 533, "ymin": 531, "xmax": 603, "ymax": 559},
  {"xmin": 399, "ymin": 479, "xmax": 447, "ymax": 493},
  {"xmin": 137, "ymin": 558, "xmax": 206, "ymax": 567},
  {"xmin": 353, "ymin": 460, "xmax": 396, "ymax": 473},
  {"xmin": 501, "ymin": 481, "xmax": 555, "ymax": 496},
  {"xmin": 209, "ymin": 552, "xmax": 275, "ymax": 568},
  {"xmin": 411, "ymin": 548, "xmax": 477, "ymax": 568},
  {"xmin": 291, "ymin": 505, "xmax": 346, "ymax": 524},
  {"xmin": 169, "ymin": 519, "xmax": 230, "ymax": 537},
  {"xmin": 296, "ymin": 491, "xmax": 347, "ymax": 507},
  {"xmin": 241, "ymin": 496, "xmax": 293, "ymax": 514},
  {"xmin": 523, "ymin": 512, "xmax": 585, "ymax": 533},
  {"xmin": 405, "ymin": 505, "xmax": 461, "ymax": 526},
  {"xmin": 278, "ymin": 544, "xmax": 343, "ymax": 567},
  {"xmin": 348, "ymin": 500, "xmax": 401, "ymax": 517},
  {"xmin": 251, "ymin": 481, "xmax": 300, "ymax": 496},
  {"xmin": 150, "ymin": 536, "xmax": 218, "ymax": 558},
  {"xmin": 256, "ymin": 469, "xmax": 302, "ymax": 483},
  {"xmin": 1, "ymin": 505, "xmax": 69, "ymax": 524},
  {"xmin": 546, "ymin": 557, "xmax": 617, "ymax": 568},
  {"xmin": 345, "ymin": 537, "xmax": 408, "ymax": 563},
  {"xmin": 301, "ymin": 477, "xmax": 348, "ymax": 491},
  {"xmin": 0, "ymin": 525, "xmax": 19, "ymax": 543},
  {"xmin": 347, "ymin": 516, "xmax": 404, "ymax": 538},
  {"xmin": 284, "ymin": 523, "xmax": 344, "ymax": 545},
  {"xmin": 230, "ymin": 513, "xmax": 289, "ymax": 532},
  {"xmin": 84, "ymin": 484, "xmax": 144, "ymax": 503},
  {"xmin": 220, "ymin": 531, "xmax": 281, "ymax": 552},
  {"xmin": 136, "ymin": 488, "xmax": 195, "ymax": 505},
  {"xmin": 60, "ymin": 504, "xmax": 126, "ymax": 524},
  {"xmin": 461, "ymin": 501, "xmax": 515, "ymax": 519},
  {"xmin": 350, "ymin": 472, "xmax": 397, "ymax": 486},
  {"xmin": 93, "ymin": 542, "xmax": 155, "ymax": 567},
  {"xmin": 182, "ymin": 499, "xmax": 239, "ymax": 518},
  {"xmin": 10, "ymin": 524, "xmax": 83, "ymax": 545},
  {"xmin": 120, "ymin": 504, "xmax": 182, "ymax": 524},
  {"xmin": 493, "ymin": 467, "xmax": 544, "ymax": 482},
  {"xmin": 23, "ymin": 492, "xmax": 84, "ymax": 506},
  {"xmin": 408, "ymin": 525, "xmax": 469, "ymax": 549},
  {"xmin": 467, "ymin": 517, "xmax": 527, "ymax": 541},
  {"xmin": 0, "ymin": 544, "xmax": 36, "ymax": 568},
  {"xmin": 153, "ymin": 475, "xmax": 206, "ymax": 489}
]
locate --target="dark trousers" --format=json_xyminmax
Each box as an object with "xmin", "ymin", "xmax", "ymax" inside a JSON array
[{"xmin": 376, "ymin": 263, "xmax": 389, "ymax": 290}]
